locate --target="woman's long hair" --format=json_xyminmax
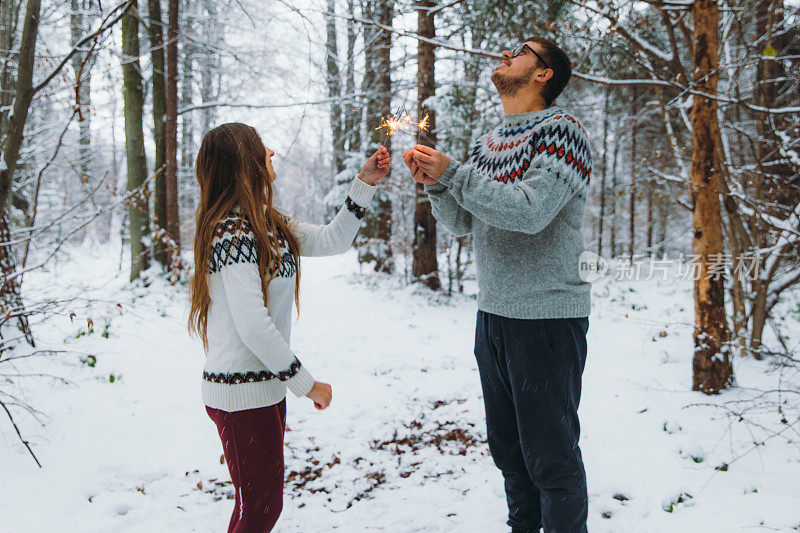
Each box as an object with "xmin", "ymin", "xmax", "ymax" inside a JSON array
[{"xmin": 188, "ymin": 123, "xmax": 301, "ymax": 350}]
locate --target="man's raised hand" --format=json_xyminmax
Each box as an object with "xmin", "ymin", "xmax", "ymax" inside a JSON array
[
  {"xmin": 403, "ymin": 148, "xmax": 439, "ymax": 186},
  {"xmin": 410, "ymin": 145, "xmax": 451, "ymax": 181}
]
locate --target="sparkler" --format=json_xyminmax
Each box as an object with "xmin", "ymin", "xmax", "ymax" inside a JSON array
[
  {"xmin": 375, "ymin": 106, "xmax": 431, "ymax": 147},
  {"xmin": 415, "ymin": 113, "xmax": 430, "ymax": 145}
]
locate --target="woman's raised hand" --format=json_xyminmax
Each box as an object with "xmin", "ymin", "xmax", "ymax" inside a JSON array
[
  {"xmin": 306, "ymin": 381, "xmax": 332, "ymax": 410},
  {"xmin": 357, "ymin": 146, "xmax": 391, "ymax": 185}
]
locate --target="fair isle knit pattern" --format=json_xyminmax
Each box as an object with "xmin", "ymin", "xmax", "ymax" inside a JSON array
[
  {"xmin": 203, "ymin": 359, "xmax": 302, "ymax": 385},
  {"xmin": 471, "ymin": 109, "xmax": 592, "ymax": 193},
  {"xmin": 209, "ymin": 212, "xmax": 297, "ymax": 278},
  {"xmin": 210, "ymin": 193, "xmax": 366, "ymax": 277},
  {"xmin": 426, "ymin": 107, "xmax": 593, "ymax": 320},
  {"xmin": 209, "ymin": 214, "xmax": 258, "ymax": 274}
]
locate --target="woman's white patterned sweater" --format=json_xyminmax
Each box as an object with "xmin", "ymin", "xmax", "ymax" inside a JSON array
[{"xmin": 201, "ymin": 176, "xmax": 376, "ymax": 412}]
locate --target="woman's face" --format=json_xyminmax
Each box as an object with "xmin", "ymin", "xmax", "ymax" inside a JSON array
[{"xmin": 264, "ymin": 146, "xmax": 277, "ymax": 182}]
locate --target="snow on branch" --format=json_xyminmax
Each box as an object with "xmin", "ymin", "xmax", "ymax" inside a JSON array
[
  {"xmin": 573, "ymin": 72, "xmax": 674, "ymax": 87},
  {"xmin": 178, "ymin": 92, "xmax": 378, "ymax": 115},
  {"xmin": 567, "ymin": 0, "xmax": 675, "ymax": 65},
  {"xmin": 32, "ymin": 0, "xmax": 135, "ymax": 95}
]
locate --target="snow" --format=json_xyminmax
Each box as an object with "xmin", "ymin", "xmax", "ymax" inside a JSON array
[{"xmin": 2, "ymin": 247, "xmax": 799, "ymax": 532}]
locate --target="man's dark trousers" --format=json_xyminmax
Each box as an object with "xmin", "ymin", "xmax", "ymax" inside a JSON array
[{"xmin": 474, "ymin": 310, "xmax": 589, "ymax": 533}]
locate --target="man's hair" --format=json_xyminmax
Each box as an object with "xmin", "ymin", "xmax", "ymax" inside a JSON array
[{"xmin": 524, "ymin": 37, "xmax": 572, "ymax": 106}]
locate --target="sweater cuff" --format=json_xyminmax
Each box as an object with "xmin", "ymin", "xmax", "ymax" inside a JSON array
[
  {"xmin": 424, "ymin": 183, "xmax": 448, "ymax": 194},
  {"xmin": 349, "ymin": 176, "xmax": 377, "ymax": 208},
  {"xmin": 285, "ymin": 364, "xmax": 315, "ymax": 397},
  {"xmin": 436, "ymin": 160, "xmax": 459, "ymax": 188}
]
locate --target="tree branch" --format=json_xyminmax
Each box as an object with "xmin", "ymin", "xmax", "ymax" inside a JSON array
[{"xmin": 32, "ymin": 0, "xmax": 134, "ymax": 95}]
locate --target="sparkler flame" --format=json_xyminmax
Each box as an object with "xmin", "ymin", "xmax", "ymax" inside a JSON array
[
  {"xmin": 416, "ymin": 114, "xmax": 430, "ymax": 134},
  {"xmin": 375, "ymin": 108, "xmax": 431, "ymax": 145}
]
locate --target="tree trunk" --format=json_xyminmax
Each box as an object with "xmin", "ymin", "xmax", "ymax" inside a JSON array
[
  {"xmin": 749, "ymin": 281, "xmax": 768, "ymax": 357},
  {"xmin": 451, "ymin": 23, "xmax": 482, "ymax": 290},
  {"xmin": 0, "ymin": 0, "xmax": 37, "ymax": 346},
  {"xmin": 148, "ymin": 0, "xmax": 168, "ymax": 266},
  {"xmin": 122, "ymin": 0, "xmax": 151, "ymax": 280},
  {"xmin": 724, "ymin": 212, "xmax": 748, "ymax": 357},
  {"xmin": 199, "ymin": 0, "xmax": 219, "ymax": 135},
  {"xmin": 0, "ymin": 0, "xmax": 23, "ymax": 141},
  {"xmin": 628, "ymin": 86, "xmax": 639, "ymax": 259},
  {"xmin": 179, "ymin": 2, "xmax": 195, "ymax": 213},
  {"xmin": 356, "ymin": 0, "xmax": 375, "ymax": 261},
  {"xmin": 412, "ymin": 0, "xmax": 440, "ymax": 290},
  {"xmin": 690, "ymin": 0, "xmax": 732, "ymax": 394},
  {"xmin": 0, "ymin": 0, "xmax": 41, "ymax": 213},
  {"xmin": 325, "ymin": 0, "xmax": 344, "ymax": 173},
  {"xmin": 344, "ymin": 0, "xmax": 360, "ymax": 154},
  {"xmin": 70, "ymin": 0, "xmax": 92, "ymax": 187},
  {"xmin": 646, "ymin": 175, "xmax": 653, "ymax": 256},
  {"xmin": 754, "ymin": 0, "xmax": 791, "ymax": 207},
  {"xmin": 599, "ymin": 86, "xmax": 609, "ymax": 257},
  {"xmin": 749, "ymin": 0, "xmax": 790, "ymax": 356},
  {"xmin": 655, "ymin": 188, "xmax": 668, "ymax": 257},
  {"xmin": 0, "ymin": 0, "xmax": 35, "ymax": 216},
  {"xmin": 461, "ymin": 30, "xmax": 482, "ymax": 163},
  {"xmin": 610, "ymin": 130, "xmax": 618, "ymax": 257},
  {"xmin": 164, "ymin": 0, "xmax": 180, "ymax": 268},
  {"xmin": 0, "ymin": 213, "xmax": 34, "ymax": 348},
  {"xmin": 373, "ymin": 0, "xmax": 393, "ymax": 273},
  {"xmin": 360, "ymin": 0, "xmax": 393, "ymax": 273}
]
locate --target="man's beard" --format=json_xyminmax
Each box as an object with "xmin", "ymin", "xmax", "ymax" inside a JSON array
[{"xmin": 491, "ymin": 64, "xmax": 537, "ymax": 96}]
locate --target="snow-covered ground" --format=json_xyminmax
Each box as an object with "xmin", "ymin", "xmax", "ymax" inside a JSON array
[{"xmin": 2, "ymin": 246, "xmax": 799, "ymax": 532}]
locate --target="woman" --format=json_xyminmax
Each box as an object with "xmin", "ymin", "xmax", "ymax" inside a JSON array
[{"xmin": 188, "ymin": 122, "xmax": 389, "ymax": 532}]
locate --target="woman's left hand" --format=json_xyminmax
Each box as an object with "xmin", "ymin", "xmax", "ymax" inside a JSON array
[{"xmin": 358, "ymin": 146, "xmax": 391, "ymax": 185}]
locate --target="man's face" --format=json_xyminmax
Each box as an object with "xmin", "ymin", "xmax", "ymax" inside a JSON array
[{"xmin": 491, "ymin": 41, "xmax": 549, "ymax": 97}]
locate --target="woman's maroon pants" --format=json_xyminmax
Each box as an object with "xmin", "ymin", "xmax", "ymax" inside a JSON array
[{"xmin": 206, "ymin": 398, "xmax": 287, "ymax": 533}]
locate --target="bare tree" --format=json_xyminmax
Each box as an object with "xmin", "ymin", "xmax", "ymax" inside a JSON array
[
  {"xmin": 628, "ymin": 86, "xmax": 639, "ymax": 259},
  {"xmin": 690, "ymin": 0, "xmax": 732, "ymax": 393},
  {"xmin": 598, "ymin": 86, "xmax": 609, "ymax": 257},
  {"xmin": 0, "ymin": 0, "xmax": 41, "ymax": 349},
  {"xmin": 198, "ymin": 0, "xmax": 220, "ymax": 135},
  {"xmin": 748, "ymin": 0, "xmax": 794, "ymax": 355},
  {"xmin": 609, "ymin": 132, "xmax": 619, "ymax": 258},
  {"xmin": 0, "ymin": 0, "xmax": 42, "ymax": 213},
  {"xmin": 344, "ymin": 0, "xmax": 361, "ymax": 155},
  {"xmin": 0, "ymin": 0, "xmax": 23, "ymax": 145},
  {"xmin": 70, "ymin": 0, "xmax": 93, "ymax": 187},
  {"xmin": 164, "ymin": 0, "xmax": 181, "ymax": 270},
  {"xmin": 412, "ymin": 0, "xmax": 440, "ymax": 290},
  {"xmin": 122, "ymin": 0, "xmax": 151, "ymax": 280},
  {"xmin": 325, "ymin": 0, "xmax": 345, "ymax": 173},
  {"xmin": 148, "ymin": 0, "xmax": 168, "ymax": 267},
  {"xmin": 359, "ymin": 0, "xmax": 394, "ymax": 273}
]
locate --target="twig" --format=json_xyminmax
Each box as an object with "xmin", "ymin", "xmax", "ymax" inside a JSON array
[
  {"xmin": 32, "ymin": 0, "xmax": 135, "ymax": 95},
  {"xmin": 0, "ymin": 399, "xmax": 41, "ymax": 467}
]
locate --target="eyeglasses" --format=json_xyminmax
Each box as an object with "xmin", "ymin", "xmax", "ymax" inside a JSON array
[{"xmin": 511, "ymin": 43, "xmax": 550, "ymax": 70}]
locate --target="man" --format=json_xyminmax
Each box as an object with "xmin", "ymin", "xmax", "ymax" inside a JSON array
[{"xmin": 403, "ymin": 37, "xmax": 592, "ymax": 533}]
